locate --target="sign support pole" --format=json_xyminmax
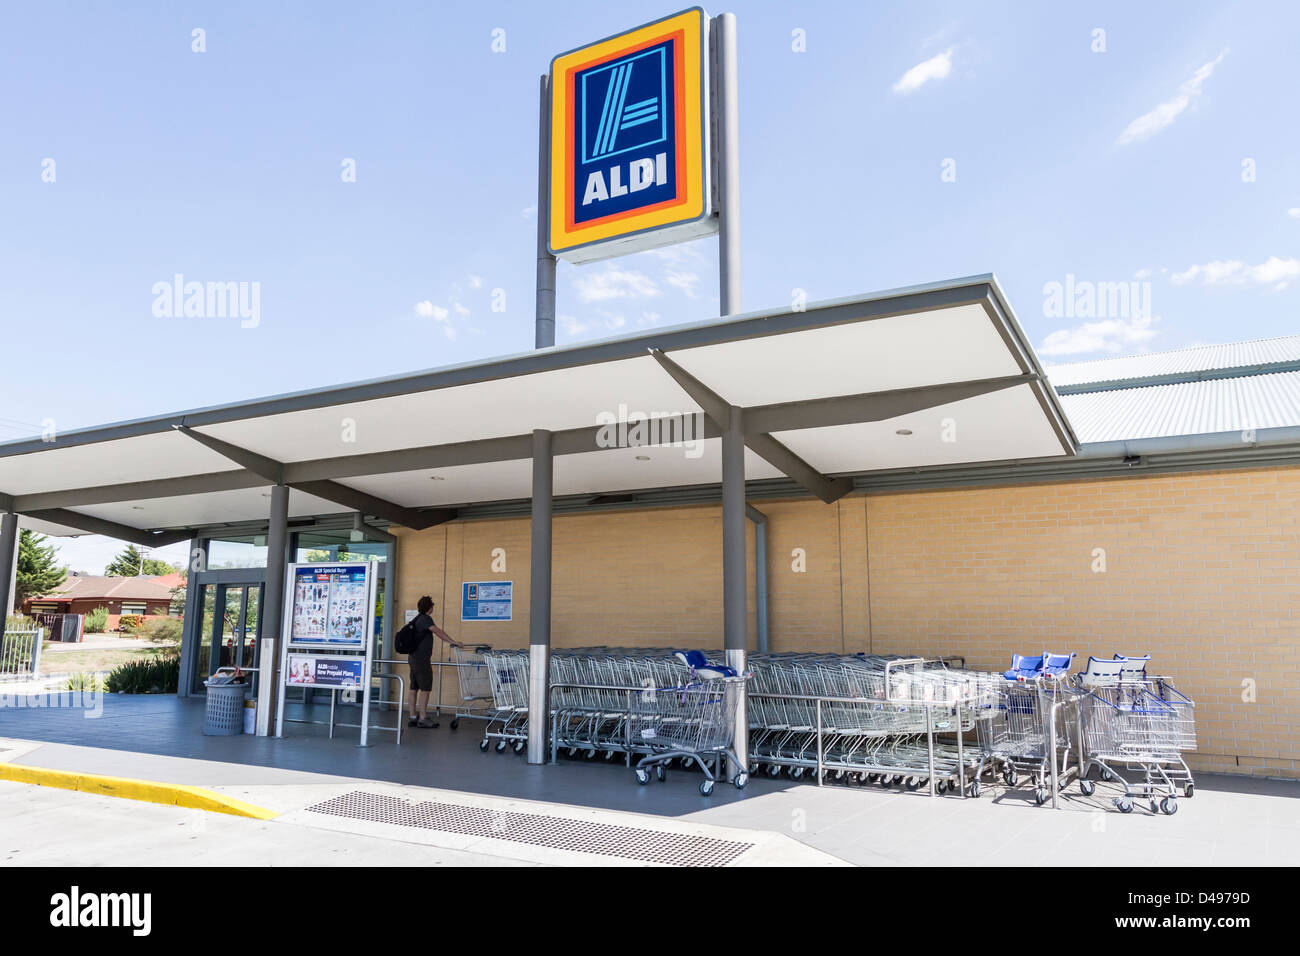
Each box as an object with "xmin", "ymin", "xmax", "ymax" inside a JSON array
[
  {"xmin": 712, "ymin": 12, "xmax": 741, "ymax": 316},
  {"xmin": 535, "ymin": 74, "xmax": 556, "ymax": 349}
]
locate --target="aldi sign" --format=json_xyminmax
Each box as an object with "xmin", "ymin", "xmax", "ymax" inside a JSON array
[{"xmin": 549, "ymin": 8, "xmax": 716, "ymax": 263}]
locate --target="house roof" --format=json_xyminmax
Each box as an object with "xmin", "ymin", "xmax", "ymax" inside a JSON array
[{"xmin": 38, "ymin": 575, "xmax": 177, "ymax": 603}]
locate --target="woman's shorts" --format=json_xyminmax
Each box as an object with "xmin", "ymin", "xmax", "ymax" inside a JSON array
[{"xmin": 409, "ymin": 658, "xmax": 434, "ymax": 692}]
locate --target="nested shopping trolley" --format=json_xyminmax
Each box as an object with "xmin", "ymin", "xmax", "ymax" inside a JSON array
[
  {"xmin": 974, "ymin": 652, "xmax": 1080, "ymax": 805},
  {"xmin": 1073, "ymin": 655, "xmax": 1196, "ymax": 815},
  {"xmin": 448, "ymin": 644, "xmax": 495, "ymax": 731},
  {"xmin": 630, "ymin": 675, "xmax": 748, "ymax": 796}
]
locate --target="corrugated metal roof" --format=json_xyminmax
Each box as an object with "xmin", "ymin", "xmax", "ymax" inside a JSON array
[
  {"xmin": 1045, "ymin": 334, "xmax": 1300, "ymax": 388},
  {"xmin": 1059, "ymin": 370, "xmax": 1300, "ymax": 443}
]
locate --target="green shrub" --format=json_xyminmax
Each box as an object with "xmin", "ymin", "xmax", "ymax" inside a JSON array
[
  {"xmin": 5, "ymin": 613, "xmax": 35, "ymax": 631},
  {"xmin": 139, "ymin": 616, "xmax": 182, "ymax": 644},
  {"xmin": 118, "ymin": 614, "xmax": 145, "ymax": 633},
  {"xmin": 66, "ymin": 672, "xmax": 105, "ymax": 692},
  {"xmin": 105, "ymin": 653, "xmax": 180, "ymax": 694},
  {"xmin": 83, "ymin": 606, "xmax": 109, "ymax": 633}
]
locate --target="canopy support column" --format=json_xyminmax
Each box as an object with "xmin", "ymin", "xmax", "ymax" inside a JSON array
[
  {"xmin": 177, "ymin": 536, "xmax": 210, "ymax": 698},
  {"xmin": 262, "ymin": 484, "xmax": 290, "ymax": 737},
  {"xmin": 527, "ymin": 429, "xmax": 553, "ymax": 764},
  {"xmin": 0, "ymin": 513, "xmax": 18, "ymax": 648},
  {"xmin": 722, "ymin": 405, "xmax": 748, "ymax": 777}
]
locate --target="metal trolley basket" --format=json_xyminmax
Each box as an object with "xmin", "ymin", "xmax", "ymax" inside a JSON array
[
  {"xmin": 1073, "ymin": 656, "xmax": 1196, "ymax": 815},
  {"xmin": 630, "ymin": 676, "xmax": 748, "ymax": 796},
  {"xmin": 448, "ymin": 644, "xmax": 495, "ymax": 730}
]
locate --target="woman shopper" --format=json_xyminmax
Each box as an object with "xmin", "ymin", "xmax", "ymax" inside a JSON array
[{"xmin": 406, "ymin": 595, "xmax": 460, "ymax": 728}]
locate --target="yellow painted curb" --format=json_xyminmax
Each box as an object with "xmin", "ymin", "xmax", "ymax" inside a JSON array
[{"xmin": 0, "ymin": 763, "xmax": 278, "ymax": 820}]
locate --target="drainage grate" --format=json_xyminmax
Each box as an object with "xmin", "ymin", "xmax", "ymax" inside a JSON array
[{"xmin": 303, "ymin": 791, "xmax": 753, "ymax": 866}]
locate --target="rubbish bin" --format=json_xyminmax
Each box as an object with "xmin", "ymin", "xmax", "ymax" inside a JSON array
[{"xmin": 203, "ymin": 675, "xmax": 249, "ymax": 736}]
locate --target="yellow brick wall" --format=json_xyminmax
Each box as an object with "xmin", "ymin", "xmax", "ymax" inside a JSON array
[{"xmin": 395, "ymin": 466, "xmax": 1299, "ymax": 779}]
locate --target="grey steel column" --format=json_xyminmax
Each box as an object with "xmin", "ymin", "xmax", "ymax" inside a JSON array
[
  {"xmin": 722, "ymin": 405, "xmax": 748, "ymax": 776},
  {"xmin": 747, "ymin": 505, "xmax": 768, "ymax": 653},
  {"xmin": 177, "ymin": 537, "xmax": 209, "ymax": 698},
  {"xmin": 527, "ymin": 428, "xmax": 553, "ymax": 763},
  {"xmin": 712, "ymin": 13, "xmax": 741, "ymax": 316},
  {"xmin": 0, "ymin": 513, "xmax": 18, "ymax": 645},
  {"xmin": 535, "ymin": 74, "xmax": 557, "ymax": 349},
  {"xmin": 259, "ymin": 484, "xmax": 290, "ymax": 736}
]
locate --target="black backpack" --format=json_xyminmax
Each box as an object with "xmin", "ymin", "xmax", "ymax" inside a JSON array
[{"xmin": 394, "ymin": 620, "xmax": 420, "ymax": 654}]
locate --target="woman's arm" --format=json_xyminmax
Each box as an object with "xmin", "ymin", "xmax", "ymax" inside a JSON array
[{"xmin": 431, "ymin": 623, "xmax": 459, "ymax": 647}]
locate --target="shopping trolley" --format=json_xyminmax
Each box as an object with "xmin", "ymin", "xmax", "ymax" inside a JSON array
[
  {"xmin": 448, "ymin": 644, "xmax": 494, "ymax": 730},
  {"xmin": 630, "ymin": 675, "xmax": 748, "ymax": 796},
  {"xmin": 1073, "ymin": 655, "xmax": 1196, "ymax": 815},
  {"xmin": 479, "ymin": 650, "xmax": 530, "ymax": 753}
]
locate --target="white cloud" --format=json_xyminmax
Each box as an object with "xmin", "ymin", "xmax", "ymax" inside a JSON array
[
  {"xmin": 1134, "ymin": 268, "xmax": 1152, "ymax": 280},
  {"xmin": 664, "ymin": 269, "xmax": 700, "ymax": 297},
  {"xmin": 558, "ymin": 314, "xmax": 588, "ymax": 336},
  {"xmin": 1288, "ymin": 208, "xmax": 1300, "ymax": 220},
  {"xmin": 415, "ymin": 300, "xmax": 448, "ymax": 320},
  {"xmin": 892, "ymin": 48, "xmax": 953, "ymax": 95},
  {"xmin": 1039, "ymin": 316, "xmax": 1158, "ymax": 356},
  {"xmin": 1117, "ymin": 50, "xmax": 1227, "ymax": 145},
  {"xmin": 521, "ymin": 205, "xmax": 537, "ymax": 220},
  {"xmin": 467, "ymin": 274, "xmax": 484, "ymax": 289},
  {"xmin": 1170, "ymin": 256, "xmax": 1300, "ymax": 289},
  {"xmin": 453, "ymin": 302, "xmax": 470, "ymax": 317},
  {"xmin": 573, "ymin": 266, "xmax": 660, "ymax": 303}
]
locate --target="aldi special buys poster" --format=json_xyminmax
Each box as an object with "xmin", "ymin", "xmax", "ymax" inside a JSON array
[{"xmin": 289, "ymin": 565, "xmax": 370, "ymax": 647}]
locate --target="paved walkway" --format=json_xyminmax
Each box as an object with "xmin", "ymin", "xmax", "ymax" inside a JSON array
[{"xmin": 0, "ymin": 694, "xmax": 1297, "ymax": 866}]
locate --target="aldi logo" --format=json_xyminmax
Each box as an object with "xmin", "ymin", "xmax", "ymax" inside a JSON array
[{"xmin": 549, "ymin": 8, "xmax": 716, "ymax": 263}]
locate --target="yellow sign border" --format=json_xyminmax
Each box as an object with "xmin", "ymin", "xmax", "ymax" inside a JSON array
[{"xmin": 548, "ymin": 8, "xmax": 709, "ymax": 258}]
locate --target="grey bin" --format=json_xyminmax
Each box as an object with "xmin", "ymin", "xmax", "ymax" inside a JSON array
[{"xmin": 203, "ymin": 680, "xmax": 249, "ymax": 735}]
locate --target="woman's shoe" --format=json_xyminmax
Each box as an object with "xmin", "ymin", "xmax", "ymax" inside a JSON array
[{"xmin": 417, "ymin": 717, "xmax": 440, "ymax": 728}]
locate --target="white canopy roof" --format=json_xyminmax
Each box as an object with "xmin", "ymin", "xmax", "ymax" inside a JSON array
[{"xmin": 0, "ymin": 276, "xmax": 1075, "ymax": 542}]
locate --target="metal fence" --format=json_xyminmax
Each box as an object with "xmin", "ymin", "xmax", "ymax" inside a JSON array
[{"xmin": 0, "ymin": 629, "xmax": 43, "ymax": 680}]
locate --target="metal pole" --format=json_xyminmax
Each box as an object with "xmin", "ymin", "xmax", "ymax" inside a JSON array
[
  {"xmin": 0, "ymin": 513, "xmax": 18, "ymax": 648},
  {"xmin": 747, "ymin": 505, "xmax": 768, "ymax": 653},
  {"xmin": 527, "ymin": 428, "xmax": 553, "ymax": 764},
  {"xmin": 177, "ymin": 537, "xmax": 209, "ymax": 698},
  {"xmin": 815, "ymin": 699, "xmax": 823, "ymax": 787},
  {"xmin": 926, "ymin": 705, "xmax": 936, "ymax": 797},
  {"xmin": 722, "ymin": 404, "xmax": 747, "ymax": 778},
  {"xmin": 259, "ymin": 484, "xmax": 290, "ymax": 736},
  {"xmin": 712, "ymin": 12, "xmax": 741, "ymax": 316},
  {"xmin": 535, "ymin": 74, "xmax": 556, "ymax": 349}
]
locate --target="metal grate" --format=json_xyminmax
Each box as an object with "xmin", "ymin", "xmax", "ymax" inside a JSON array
[{"xmin": 303, "ymin": 791, "xmax": 753, "ymax": 866}]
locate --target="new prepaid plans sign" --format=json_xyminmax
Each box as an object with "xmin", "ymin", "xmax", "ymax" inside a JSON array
[
  {"xmin": 462, "ymin": 581, "xmax": 513, "ymax": 621},
  {"xmin": 285, "ymin": 654, "xmax": 365, "ymax": 688},
  {"xmin": 548, "ymin": 7, "xmax": 715, "ymax": 263}
]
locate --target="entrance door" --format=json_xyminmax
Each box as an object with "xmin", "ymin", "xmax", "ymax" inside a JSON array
[{"xmin": 189, "ymin": 582, "xmax": 264, "ymax": 695}]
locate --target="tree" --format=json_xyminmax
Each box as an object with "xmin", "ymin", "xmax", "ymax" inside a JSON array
[
  {"xmin": 15, "ymin": 530, "xmax": 68, "ymax": 609},
  {"xmin": 105, "ymin": 544, "xmax": 176, "ymax": 577}
]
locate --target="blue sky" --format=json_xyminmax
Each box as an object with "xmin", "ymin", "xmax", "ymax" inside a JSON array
[{"xmin": 2, "ymin": 0, "xmax": 1297, "ymax": 570}]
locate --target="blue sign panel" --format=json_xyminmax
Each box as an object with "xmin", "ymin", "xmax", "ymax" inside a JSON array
[
  {"xmin": 462, "ymin": 581, "xmax": 513, "ymax": 622},
  {"xmin": 572, "ymin": 40, "xmax": 676, "ymax": 225},
  {"xmin": 285, "ymin": 654, "xmax": 365, "ymax": 688},
  {"xmin": 289, "ymin": 563, "xmax": 370, "ymax": 647}
]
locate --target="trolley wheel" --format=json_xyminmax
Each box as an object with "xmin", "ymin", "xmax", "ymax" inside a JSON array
[
  {"xmin": 1034, "ymin": 787, "xmax": 1049, "ymax": 806},
  {"xmin": 495, "ymin": 741, "xmax": 507, "ymax": 753},
  {"xmin": 604, "ymin": 750, "xmax": 616, "ymax": 761},
  {"xmin": 733, "ymin": 773, "xmax": 748, "ymax": 790},
  {"xmin": 1184, "ymin": 783, "xmax": 1195, "ymax": 798},
  {"xmin": 968, "ymin": 781, "xmax": 981, "ymax": 799},
  {"xmin": 699, "ymin": 780, "xmax": 714, "ymax": 797},
  {"xmin": 479, "ymin": 739, "xmax": 489, "ymax": 752},
  {"xmin": 450, "ymin": 718, "xmax": 460, "ymax": 731},
  {"xmin": 905, "ymin": 777, "xmax": 921, "ymax": 792},
  {"xmin": 513, "ymin": 740, "xmax": 526, "ymax": 754},
  {"xmin": 636, "ymin": 768, "xmax": 650, "ymax": 785},
  {"xmin": 1079, "ymin": 779, "xmax": 1096, "ymax": 797},
  {"xmin": 1003, "ymin": 770, "xmax": 1018, "ymax": 787},
  {"xmin": 1115, "ymin": 796, "xmax": 1134, "ymax": 813},
  {"xmin": 936, "ymin": 781, "xmax": 948, "ymax": 795},
  {"xmin": 1160, "ymin": 797, "xmax": 1179, "ymax": 816},
  {"xmin": 656, "ymin": 765, "xmax": 667, "ymax": 782},
  {"xmin": 879, "ymin": 775, "xmax": 893, "ymax": 789},
  {"xmin": 767, "ymin": 764, "xmax": 781, "ymax": 777},
  {"xmin": 1100, "ymin": 769, "xmax": 1114, "ymax": 782},
  {"xmin": 791, "ymin": 767, "xmax": 805, "ymax": 780},
  {"xmin": 584, "ymin": 749, "xmax": 596, "ymax": 760},
  {"xmin": 1057, "ymin": 775, "xmax": 1070, "ymax": 790}
]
